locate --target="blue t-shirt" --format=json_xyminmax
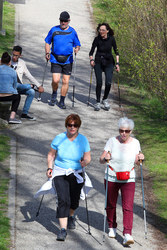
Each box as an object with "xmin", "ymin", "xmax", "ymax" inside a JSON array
[
  {"xmin": 45, "ymin": 25, "xmax": 81, "ymax": 64},
  {"xmin": 51, "ymin": 132, "xmax": 90, "ymax": 170}
]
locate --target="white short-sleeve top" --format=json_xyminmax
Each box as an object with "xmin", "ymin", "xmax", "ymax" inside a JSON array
[{"xmin": 104, "ymin": 137, "xmax": 141, "ymax": 182}]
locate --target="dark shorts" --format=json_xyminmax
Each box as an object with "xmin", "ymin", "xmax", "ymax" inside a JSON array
[{"xmin": 51, "ymin": 63, "xmax": 72, "ymax": 75}]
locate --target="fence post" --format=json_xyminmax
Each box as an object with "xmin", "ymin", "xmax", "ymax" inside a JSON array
[{"xmin": 0, "ymin": 0, "xmax": 5, "ymax": 36}]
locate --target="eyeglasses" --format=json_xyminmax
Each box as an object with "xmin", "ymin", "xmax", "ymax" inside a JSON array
[
  {"xmin": 12, "ymin": 54, "xmax": 20, "ymax": 57},
  {"xmin": 60, "ymin": 20, "xmax": 68, "ymax": 23},
  {"xmin": 119, "ymin": 129, "xmax": 131, "ymax": 133},
  {"xmin": 67, "ymin": 123, "xmax": 78, "ymax": 128}
]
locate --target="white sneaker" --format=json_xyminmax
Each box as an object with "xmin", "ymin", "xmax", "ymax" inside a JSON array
[
  {"xmin": 108, "ymin": 228, "xmax": 117, "ymax": 238},
  {"xmin": 123, "ymin": 234, "xmax": 134, "ymax": 246},
  {"xmin": 94, "ymin": 102, "xmax": 101, "ymax": 111},
  {"xmin": 102, "ymin": 99, "xmax": 110, "ymax": 110}
]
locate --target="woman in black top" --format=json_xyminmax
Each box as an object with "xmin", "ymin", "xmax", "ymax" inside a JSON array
[{"xmin": 89, "ymin": 23, "xmax": 120, "ymax": 111}]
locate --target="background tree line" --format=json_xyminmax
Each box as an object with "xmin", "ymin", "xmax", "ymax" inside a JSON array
[{"xmin": 92, "ymin": 0, "xmax": 167, "ymax": 118}]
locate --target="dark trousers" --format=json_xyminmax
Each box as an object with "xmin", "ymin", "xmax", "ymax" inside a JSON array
[
  {"xmin": 0, "ymin": 94, "xmax": 21, "ymax": 112},
  {"xmin": 104, "ymin": 180, "xmax": 135, "ymax": 235},
  {"xmin": 53, "ymin": 173, "xmax": 84, "ymax": 218},
  {"xmin": 94, "ymin": 63, "xmax": 114, "ymax": 102}
]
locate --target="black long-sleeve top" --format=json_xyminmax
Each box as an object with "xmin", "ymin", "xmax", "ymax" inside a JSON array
[{"xmin": 89, "ymin": 35, "xmax": 119, "ymax": 65}]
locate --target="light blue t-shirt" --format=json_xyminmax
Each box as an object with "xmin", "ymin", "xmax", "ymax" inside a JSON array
[{"xmin": 51, "ymin": 132, "xmax": 90, "ymax": 170}]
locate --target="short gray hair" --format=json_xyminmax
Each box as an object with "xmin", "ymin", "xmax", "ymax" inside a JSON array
[{"xmin": 118, "ymin": 117, "xmax": 134, "ymax": 130}]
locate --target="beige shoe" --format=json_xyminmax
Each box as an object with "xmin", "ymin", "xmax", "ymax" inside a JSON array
[{"xmin": 123, "ymin": 234, "xmax": 134, "ymax": 246}]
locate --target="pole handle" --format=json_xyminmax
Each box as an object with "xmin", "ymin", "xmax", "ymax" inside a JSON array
[{"xmin": 106, "ymin": 151, "xmax": 111, "ymax": 163}]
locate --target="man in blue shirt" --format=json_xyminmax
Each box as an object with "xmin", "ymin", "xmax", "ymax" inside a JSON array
[{"xmin": 45, "ymin": 11, "xmax": 81, "ymax": 109}]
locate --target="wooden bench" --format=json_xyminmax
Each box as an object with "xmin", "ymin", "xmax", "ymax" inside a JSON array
[{"xmin": 0, "ymin": 101, "xmax": 12, "ymax": 120}]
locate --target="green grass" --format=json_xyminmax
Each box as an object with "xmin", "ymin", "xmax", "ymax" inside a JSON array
[
  {"xmin": 0, "ymin": 136, "xmax": 10, "ymax": 250},
  {"xmin": 0, "ymin": 1, "xmax": 15, "ymax": 55},
  {"xmin": 0, "ymin": 1, "xmax": 15, "ymax": 249},
  {"xmin": 0, "ymin": 135, "xmax": 10, "ymax": 161}
]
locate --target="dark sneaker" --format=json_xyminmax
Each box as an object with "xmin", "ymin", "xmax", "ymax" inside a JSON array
[
  {"xmin": 49, "ymin": 98, "xmax": 58, "ymax": 106},
  {"xmin": 8, "ymin": 118, "xmax": 22, "ymax": 124},
  {"xmin": 21, "ymin": 114, "xmax": 36, "ymax": 121},
  {"xmin": 57, "ymin": 102, "xmax": 66, "ymax": 109},
  {"xmin": 68, "ymin": 216, "xmax": 76, "ymax": 229},
  {"xmin": 49, "ymin": 93, "xmax": 58, "ymax": 106},
  {"xmin": 56, "ymin": 228, "xmax": 67, "ymax": 241}
]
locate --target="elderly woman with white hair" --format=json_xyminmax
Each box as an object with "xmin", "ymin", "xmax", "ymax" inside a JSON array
[{"xmin": 100, "ymin": 117, "xmax": 144, "ymax": 246}]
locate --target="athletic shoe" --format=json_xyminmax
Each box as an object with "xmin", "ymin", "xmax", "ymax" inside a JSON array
[
  {"xmin": 56, "ymin": 228, "xmax": 67, "ymax": 241},
  {"xmin": 49, "ymin": 98, "xmax": 58, "ymax": 106},
  {"xmin": 108, "ymin": 228, "xmax": 117, "ymax": 238},
  {"xmin": 102, "ymin": 99, "xmax": 110, "ymax": 110},
  {"xmin": 68, "ymin": 216, "xmax": 76, "ymax": 229},
  {"xmin": 49, "ymin": 93, "xmax": 58, "ymax": 106},
  {"xmin": 94, "ymin": 102, "xmax": 101, "ymax": 111},
  {"xmin": 57, "ymin": 101, "xmax": 66, "ymax": 109},
  {"xmin": 123, "ymin": 234, "xmax": 134, "ymax": 246},
  {"xmin": 21, "ymin": 114, "xmax": 36, "ymax": 121},
  {"xmin": 8, "ymin": 118, "xmax": 22, "ymax": 124}
]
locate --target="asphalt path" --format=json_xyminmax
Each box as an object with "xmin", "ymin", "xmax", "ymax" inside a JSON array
[{"xmin": 6, "ymin": 0, "xmax": 159, "ymax": 249}]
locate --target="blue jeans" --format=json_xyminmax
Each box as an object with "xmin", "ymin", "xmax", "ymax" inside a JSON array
[
  {"xmin": 94, "ymin": 63, "xmax": 114, "ymax": 102},
  {"xmin": 17, "ymin": 83, "xmax": 35, "ymax": 114}
]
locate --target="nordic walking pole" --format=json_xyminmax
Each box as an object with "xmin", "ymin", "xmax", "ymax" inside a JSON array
[
  {"xmin": 36, "ymin": 194, "xmax": 44, "ymax": 217},
  {"xmin": 72, "ymin": 53, "xmax": 77, "ymax": 107},
  {"xmin": 35, "ymin": 169, "xmax": 52, "ymax": 217},
  {"xmin": 87, "ymin": 67, "xmax": 93, "ymax": 106},
  {"xmin": 79, "ymin": 159, "xmax": 102, "ymax": 245},
  {"xmin": 37, "ymin": 60, "xmax": 48, "ymax": 101},
  {"xmin": 103, "ymin": 155, "xmax": 110, "ymax": 242},
  {"xmin": 82, "ymin": 165, "xmax": 91, "ymax": 235},
  {"xmin": 140, "ymin": 157, "xmax": 147, "ymax": 239},
  {"xmin": 117, "ymin": 71, "xmax": 121, "ymax": 108}
]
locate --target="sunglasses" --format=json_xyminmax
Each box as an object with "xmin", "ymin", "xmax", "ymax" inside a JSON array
[
  {"xmin": 119, "ymin": 129, "xmax": 131, "ymax": 133},
  {"xmin": 67, "ymin": 123, "xmax": 78, "ymax": 128},
  {"xmin": 60, "ymin": 20, "xmax": 68, "ymax": 23}
]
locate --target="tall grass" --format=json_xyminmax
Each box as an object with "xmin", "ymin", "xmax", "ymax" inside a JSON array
[
  {"xmin": 0, "ymin": 135, "xmax": 10, "ymax": 250},
  {"xmin": 0, "ymin": 1, "xmax": 15, "ymax": 249},
  {"xmin": 0, "ymin": 1, "xmax": 15, "ymax": 55}
]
